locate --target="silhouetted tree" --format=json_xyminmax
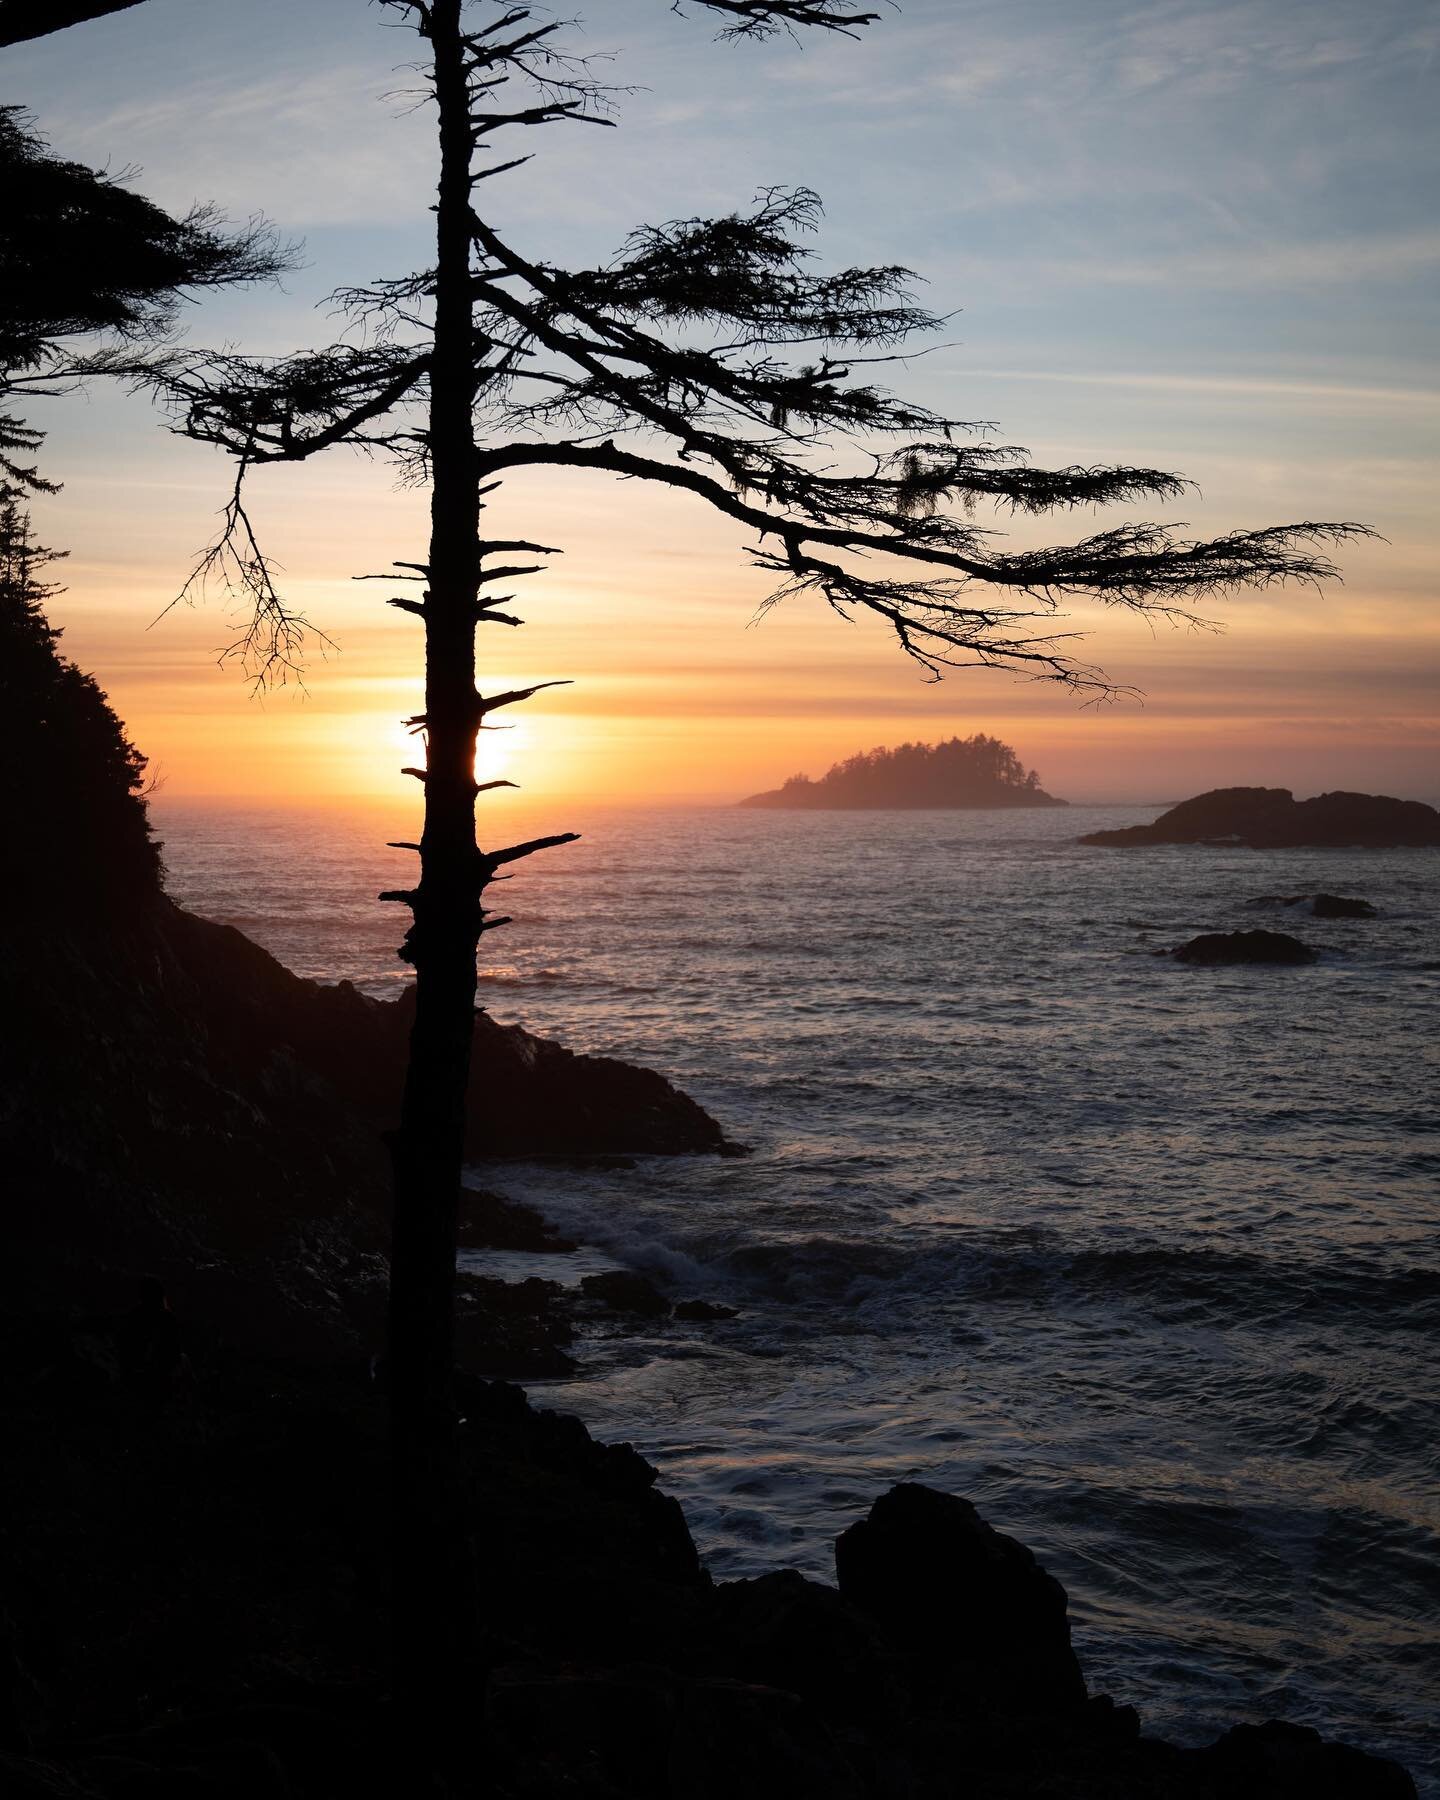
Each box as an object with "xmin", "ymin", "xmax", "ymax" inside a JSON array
[
  {"xmin": 755, "ymin": 734, "xmax": 1059, "ymax": 807},
  {"xmin": 0, "ymin": 105, "xmax": 285, "ymax": 498},
  {"xmin": 0, "ymin": 499, "xmax": 162, "ymax": 910},
  {"xmin": 0, "ymin": 0, "xmax": 145, "ymax": 49},
  {"xmin": 135, "ymin": 0, "xmax": 1370, "ymax": 1735}
]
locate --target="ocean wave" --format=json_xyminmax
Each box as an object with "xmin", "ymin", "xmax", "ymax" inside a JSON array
[{"xmin": 537, "ymin": 1209, "xmax": 1440, "ymax": 1338}]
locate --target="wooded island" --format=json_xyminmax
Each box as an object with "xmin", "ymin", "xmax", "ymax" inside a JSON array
[{"xmin": 740, "ymin": 734, "xmax": 1067, "ymax": 810}]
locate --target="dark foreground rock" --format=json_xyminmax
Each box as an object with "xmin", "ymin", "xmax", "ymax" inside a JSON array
[
  {"xmin": 1247, "ymin": 892, "xmax": 1379, "ymax": 918},
  {"xmin": 1169, "ymin": 929, "xmax": 1317, "ymax": 966},
  {"xmin": 458, "ymin": 1188, "xmax": 578, "ymax": 1253},
  {"xmin": 0, "ymin": 1320, "xmax": 1416, "ymax": 1799},
  {"xmin": 836, "ymin": 1483, "xmax": 1086, "ymax": 1711},
  {"xmin": 674, "ymin": 1298, "xmax": 740, "ymax": 1321},
  {"xmin": 581, "ymin": 1270, "xmax": 674, "ymax": 1318},
  {"xmin": 0, "ymin": 898, "xmax": 731, "ymax": 1356},
  {"xmin": 1081, "ymin": 787, "xmax": 1440, "ymax": 849}
]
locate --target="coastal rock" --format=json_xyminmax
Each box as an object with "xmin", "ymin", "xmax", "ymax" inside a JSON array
[
  {"xmin": 581, "ymin": 1270, "xmax": 673, "ymax": 1318},
  {"xmin": 4, "ymin": 1333, "xmax": 1421, "ymax": 1799},
  {"xmin": 668, "ymin": 1678, "xmax": 864, "ymax": 1800},
  {"xmin": 452, "ymin": 1273, "xmax": 577, "ymax": 1380},
  {"xmin": 457, "ymin": 1188, "xmax": 577, "ymax": 1253},
  {"xmin": 488, "ymin": 1670, "xmax": 676, "ymax": 1797},
  {"xmin": 1246, "ymin": 893, "xmax": 1379, "ymax": 919},
  {"xmin": 710, "ymin": 1569, "xmax": 904, "ymax": 1730},
  {"xmin": 673, "ymin": 1299, "xmax": 739, "ymax": 1321},
  {"xmin": 1199, "ymin": 1720, "xmax": 1417, "ymax": 1799},
  {"xmin": 1170, "ymin": 930, "xmax": 1316, "ymax": 966},
  {"xmin": 834, "ymin": 1482, "xmax": 1087, "ymax": 1711},
  {"xmin": 1080, "ymin": 787, "xmax": 1440, "ymax": 850},
  {"xmin": 1, "ymin": 899, "xmax": 730, "ymax": 1354}
]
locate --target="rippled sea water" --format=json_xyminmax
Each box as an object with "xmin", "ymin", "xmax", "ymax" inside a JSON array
[{"xmin": 159, "ymin": 800, "xmax": 1440, "ymax": 1786}]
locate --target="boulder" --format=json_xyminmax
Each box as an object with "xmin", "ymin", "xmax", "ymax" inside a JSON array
[
  {"xmin": 1080, "ymin": 787, "xmax": 1440, "ymax": 850},
  {"xmin": 457, "ymin": 1188, "xmax": 576, "ymax": 1253},
  {"xmin": 488, "ymin": 1671, "xmax": 676, "ymax": 1798},
  {"xmin": 580, "ymin": 1270, "xmax": 673, "ymax": 1318},
  {"xmin": 1170, "ymin": 929, "xmax": 1315, "ymax": 965},
  {"xmin": 711, "ymin": 1568, "xmax": 904, "ymax": 1730},
  {"xmin": 1199, "ymin": 1719, "xmax": 1418, "ymax": 1799},
  {"xmin": 834, "ymin": 1483, "xmax": 1086, "ymax": 1712},
  {"xmin": 674, "ymin": 1299, "xmax": 739, "ymax": 1321},
  {"xmin": 452, "ymin": 1273, "xmax": 577, "ymax": 1380},
  {"xmin": 1246, "ymin": 893, "xmax": 1378, "ymax": 919},
  {"xmin": 668, "ymin": 1679, "xmax": 864, "ymax": 1800}
]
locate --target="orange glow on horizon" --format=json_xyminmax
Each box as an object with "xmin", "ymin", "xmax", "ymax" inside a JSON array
[{"xmin": 27, "ymin": 416, "xmax": 1439, "ymax": 813}]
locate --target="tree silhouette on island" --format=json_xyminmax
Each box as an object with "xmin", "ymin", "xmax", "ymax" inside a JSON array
[{"xmin": 740, "ymin": 733, "xmax": 1066, "ymax": 809}]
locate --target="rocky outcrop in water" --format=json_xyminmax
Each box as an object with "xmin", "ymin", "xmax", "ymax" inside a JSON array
[
  {"xmin": 580, "ymin": 1269, "xmax": 673, "ymax": 1317},
  {"xmin": 1080, "ymin": 788, "xmax": 1440, "ymax": 849},
  {"xmin": 1247, "ymin": 892, "xmax": 1379, "ymax": 919},
  {"xmin": 1169, "ymin": 929, "xmax": 1317, "ymax": 966}
]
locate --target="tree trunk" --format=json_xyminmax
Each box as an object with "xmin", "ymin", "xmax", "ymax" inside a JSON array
[{"xmin": 387, "ymin": 0, "xmax": 482, "ymax": 1740}]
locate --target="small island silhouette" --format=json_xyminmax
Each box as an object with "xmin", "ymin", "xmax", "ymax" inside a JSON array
[
  {"xmin": 1079, "ymin": 786, "xmax": 1440, "ymax": 849},
  {"xmin": 739, "ymin": 734, "xmax": 1067, "ymax": 810}
]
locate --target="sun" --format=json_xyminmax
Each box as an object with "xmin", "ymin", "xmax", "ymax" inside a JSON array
[{"xmin": 384, "ymin": 715, "xmax": 526, "ymax": 788}]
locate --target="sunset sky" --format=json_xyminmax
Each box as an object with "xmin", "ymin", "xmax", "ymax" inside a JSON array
[{"xmin": 9, "ymin": 0, "xmax": 1438, "ymax": 806}]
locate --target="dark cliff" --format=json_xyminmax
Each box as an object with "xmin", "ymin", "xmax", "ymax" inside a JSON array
[{"xmin": 0, "ymin": 897, "xmax": 730, "ymax": 1354}]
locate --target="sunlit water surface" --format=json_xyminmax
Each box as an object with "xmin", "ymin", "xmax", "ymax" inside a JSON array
[{"xmin": 159, "ymin": 801, "xmax": 1439, "ymax": 1787}]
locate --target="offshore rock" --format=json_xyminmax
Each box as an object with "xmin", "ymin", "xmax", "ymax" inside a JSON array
[
  {"xmin": 1247, "ymin": 892, "xmax": 1379, "ymax": 919},
  {"xmin": 581, "ymin": 1270, "xmax": 673, "ymax": 1318},
  {"xmin": 1170, "ymin": 929, "xmax": 1316, "ymax": 965},
  {"xmin": 834, "ymin": 1482, "xmax": 1087, "ymax": 1712},
  {"xmin": 1080, "ymin": 786, "xmax": 1440, "ymax": 849}
]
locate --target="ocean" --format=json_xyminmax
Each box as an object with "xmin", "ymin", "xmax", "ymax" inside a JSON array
[{"xmin": 157, "ymin": 798, "xmax": 1440, "ymax": 1787}]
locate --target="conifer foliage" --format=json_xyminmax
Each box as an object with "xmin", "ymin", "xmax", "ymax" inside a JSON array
[
  {"xmin": 0, "ymin": 105, "xmax": 285, "ymax": 495},
  {"xmin": 0, "ymin": 500, "xmax": 162, "ymax": 911},
  {"xmin": 744, "ymin": 733, "xmax": 1061, "ymax": 807}
]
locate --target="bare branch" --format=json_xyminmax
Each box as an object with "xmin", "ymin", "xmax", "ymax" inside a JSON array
[{"xmin": 154, "ymin": 462, "xmax": 333, "ymax": 692}]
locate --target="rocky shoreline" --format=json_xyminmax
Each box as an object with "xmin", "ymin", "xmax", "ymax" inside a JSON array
[
  {"xmin": 0, "ymin": 889, "xmax": 1420, "ymax": 1793},
  {"xmin": 0, "ymin": 1314, "xmax": 1417, "ymax": 1798},
  {"xmin": 0, "ymin": 894, "xmax": 733, "ymax": 1357}
]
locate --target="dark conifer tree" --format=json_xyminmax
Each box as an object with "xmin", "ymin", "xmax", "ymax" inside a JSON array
[
  {"xmin": 0, "ymin": 105, "xmax": 285, "ymax": 497},
  {"xmin": 132, "ymin": 0, "xmax": 1370, "ymax": 1730},
  {"xmin": 0, "ymin": 1, "xmax": 146, "ymax": 46},
  {"xmin": 0, "ymin": 500, "xmax": 162, "ymax": 911}
]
